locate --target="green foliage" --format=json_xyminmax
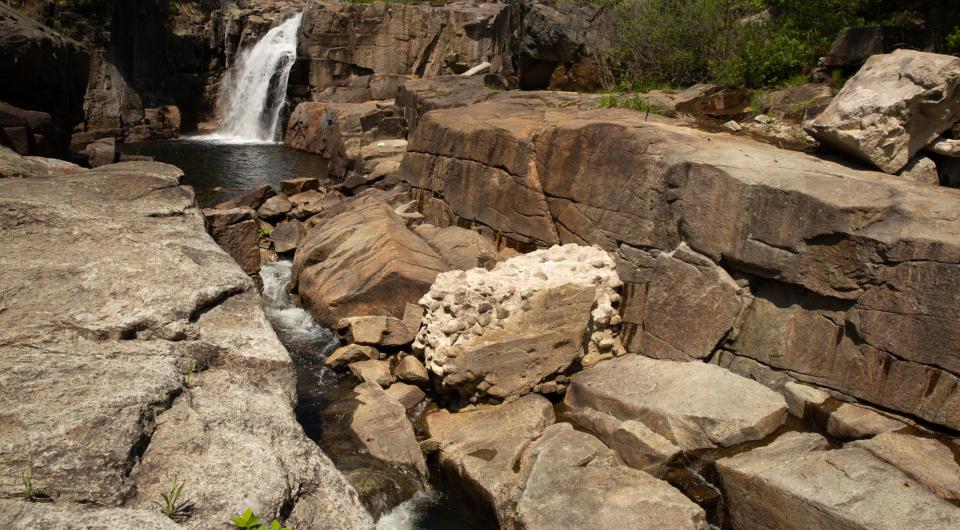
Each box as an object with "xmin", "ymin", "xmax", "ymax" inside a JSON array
[
  {"xmin": 598, "ymin": 93, "xmax": 665, "ymax": 115},
  {"xmin": 257, "ymin": 225, "xmax": 272, "ymax": 238},
  {"xmin": 152, "ymin": 479, "xmax": 194, "ymax": 522},
  {"xmin": 183, "ymin": 359, "xmax": 196, "ymax": 386},
  {"xmin": 20, "ymin": 473, "xmax": 50, "ymax": 503},
  {"xmin": 947, "ymin": 26, "xmax": 960, "ymax": 54},
  {"xmin": 232, "ymin": 508, "xmax": 289, "ymax": 530}
]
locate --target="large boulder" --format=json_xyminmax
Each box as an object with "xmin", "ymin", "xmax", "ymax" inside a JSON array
[
  {"xmin": 716, "ymin": 432, "xmax": 960, "ymax": 529},
  {"xmin": 565, "ymin": 355, "xmax": 788, "ymax": 451},
  {"xmin": 805, "ymin": 50, "xmax": 960, "ymax": 174},
  {"xmin": 415, "ymin": 244, "xmax": 624, "ymax": 403},
  {"xmin": 321, "ymin": 382, "xmax": 426, "ymax": 516},
  {"xmin": 424, "ymin": 394, "xmax": 555, "ymax": 525},
  {"xmin": 414, "ymin": 224, "xmax": 502, "ymax": 271},
  {"xmin": 0, "ymin": 155, "xmax": 371, "ymax": 528},
  {"xmin": 291, "ymin": 195, "xmax": 449, "ymax": 326},
  {"xmin": 850, "ymin": 432, "xmax": 960, "ymax": 502},
  {"xmin": 398, "ymin": 95, "xmax": 960, "ymax": 432},
  {"xmin": 513, "ymin": 423, "xmax": 708, "ymax": 530}
]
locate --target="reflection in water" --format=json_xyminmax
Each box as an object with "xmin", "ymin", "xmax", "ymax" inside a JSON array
[{"xmin": 124, "ymin": 137, "xmax": 329, "ymax": 207}]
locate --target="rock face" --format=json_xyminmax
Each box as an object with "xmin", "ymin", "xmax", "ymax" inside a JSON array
[
  {"xmin": 292, "ymin": 1, "xmax": 512, "ymax": 102},
  {"xmin": 399, "ymin": 95, "xmax": 960, "ymax": 432},
  {"xmin": 806, "ymin": 50, "xmax": 960, "ymax": 174},
  {"xmin": 514, "ymin": 424, "xmax": 708, "ymax": 530},
  {"xmin": 565, "ymin": 355, "xmax": 788, "ymax": 451},
  {"xmin": 0, "ymin": 154, "xmax": 370, "ymax": 528},
  {"xmin": 716, "ymin": 432, "xmax": 960, "ymax": 530},
  {"xmin": 291, "ymin": 195, "xmax": 449, "ymax": 326},
  {"xmin": 0, "ymin": 4, "xmax": 88, "ymax": 156},
  {"xmin": 425, "ymin": 394, "xmax": 555, "ymax": 526},
  {"xmin": 415, "ymin": 245, "xmax": 624, "ymax": 403}
]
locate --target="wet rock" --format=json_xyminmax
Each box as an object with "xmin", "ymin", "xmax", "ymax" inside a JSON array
[
  {"xmin": 211, "ymin": 219, "xmax": 261, "ymax": 275},
  {"xmin": 270, "ymin": 219, "xmax": 305, "ymax": 254},
  {"xmin": 280, "ymin": 176, "xmax": 321, "ymax": 195},
  {"xmin": 564, "ymin": 406, "xmax": 681, "ymax": 477},
  {"xmin": 425, "ymin": 394, "xmax": 555, "ymax": 525},
  {"xmin": 826, "ymin": 403, "xmax": 907, "ymax": 441},
  {"xmin": 513, "ymin": 423, "xmax": 708, "ymax": 530},
  {"xmin": 349, "ymin": 360, "xmax": 396, "ymax": 388},
  {"xmin": 214, "ymin": 182, "xmax": 276, "ymax": 210},
  {"xmin": 717, "ymin": 432, "xmax": 960, "ymax": 530},
  {"xmin": 323, "ymin": 382, "xmax": 427, "ymax": 476},
  {"xmin": 851, "ymin": 432, "xmax": 960, "ymax": 501},
  {"xmin": 292, "ymin": 195, "xmax": 449, "ymax": 326},
  {"xmin": 806, "ymin": 50, "xmax": 960, "ymax": 174},
  {"xmin": 325, "ymin": 344, "xmax": 381, "ymax": 371},
  {"xmin": 416, "ymin": 244, "xmax": 624, "ymax": 403},
  {"xmin": 566, "ymin": 355, "xmax": 788, "ymax": 451},
  {"xmin": 385, "ymin": 382, "xmax": 426, "ymax": 412},
  {"xmin": 256, "ymin": 194, "xmax": 293, "ymax": 220},
  {"xmin": 617, "ymin": 243, "xmax": 746, "ymax": 360},
  {"xmin": 414, "ymin": 224, "xmax": 502, "ymax": 271},
  {"xmin": 337, "ymin": 316, "xmax": 415, "ymax": 348},
  {"xmin": 0, "ymin": 156, "xmax": 370, "ymax": 528},
  {"xmin": 394, "ymin": 355, "xmax": 430, "ymax": 386},
  {"xmin": 899, "ymin": 155, "xmax": 940, "ymax": 184}
]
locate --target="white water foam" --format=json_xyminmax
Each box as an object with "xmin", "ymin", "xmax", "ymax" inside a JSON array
[
  {"xmin": 376, "ymin": 489, "xmax": 439, "ymax": 530},
  {"xmin": 209, "ymin": 13, "xmax": 303, "ymax": 143},
  {"xmin": 260, "ymin": 260, "xmax": 335, "ymax": 348}
]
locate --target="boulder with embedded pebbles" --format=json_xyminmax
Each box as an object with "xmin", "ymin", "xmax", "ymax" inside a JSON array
[{"xmin": 415, "ymin": 244, "xmax": 625, "ymax": 403}]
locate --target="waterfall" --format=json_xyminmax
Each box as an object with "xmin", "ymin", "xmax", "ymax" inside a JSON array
[{"xmin": 213, "ymin": 13, "xmax": 303, "ymax": 143}]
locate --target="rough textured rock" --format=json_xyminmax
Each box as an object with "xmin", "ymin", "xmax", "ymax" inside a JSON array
[
  {"xmin": 617, "ymin": 242, "xmax": 747, "ymax": 360},
  {"xmin": 211, "ymin": 218, "xmax": 261, "ymax": 275},
  {"xmin": 851, "ymin": 432, "xmax": 960, "ymax": 501},
  {"xmin": 349, "ymin": 360, "xmax": 396, "ymax": 388},
  {"xmin": 293, "ymin": 1, "xmax": 512, "ymax": 102},
  {"xmin": 899, "ymin": 155, "xmax": 940, "ymax": 184},
  {"xmin": 415, "ymin": 245, "xmax": 624, "ymax": 403},
  {"xmin": 292, "ymin": 195, "xmax": 449, "ymax": 326},
  {"xmin": 414, "ymin": 224, "xmax": 502, "ymax": 271},
  {"xmin": 83, "ymin": 137, "xmax": 117, "ymax": 167},
  {"xmin": 399, "ymin": 96, "xmax": 960, "ymax": 432},
  {"xmin": 513, "ymin": 423, "xmax": 708, "ymax": 530},
  {"xmin": 717, "ymin": 432, "xmax": 960, "ymax": 530},
  {"xmin": 0, "ymin": 501, "xmax": 181, "ymax": 530},
  {"xmin": 337, "ymin": 316, "xmax": 415, "ymax": 348},
  {"xmin": 394, "ymin": 355, "xmax": 430, "ymax": 386},
  {"xmin": 395, "ymin": 76, "xmax": 498, "ymax": 134},
  {"xmin": 215, "ymin": 182, "xmax": 276, "ymax": 210},
  {"xmin": 325, "ymin": 344, "xmax": 380, "ymax": 371},
  {"xmin": 826, "ymin": 403, "xmax": 907, "ymax": 440},
  {"xmin": 271, "ymin": 219, "xmax": 305, "ymax": 253},
  {"xmin": 806, "ymin": 50, "xmax": 960, "ymax": 173},
  {"xmin": 0, "ymin": 4, "xmax": 88, "ymax": 156},
  {"xmin": 566, "ymin": 355, "xmax": 788, "ymax": 451},
  {"xmin": 385, "ymin": 382, "xmax": 426, "ymax": 411},
  {"xmin": 563, "ymin": 405, "xmax": 681, "ymax": 477},
  {"xmin": 782, "ymin": 381, "xmax": 830, "ymax": 419},
  {"xmin": 425, "ymin": 394, "xmax": 555, "ymax": 525},
  {"xmin": 281, "ymin": 176, "xmax": 321, "ymax": 195},
  {"xmin": 257, "ymin": 194, "xmax": 294, "ymax": 220},
  {"xmin": 0, "ymin": 155, "xmax": 370, "ymax": 528}
]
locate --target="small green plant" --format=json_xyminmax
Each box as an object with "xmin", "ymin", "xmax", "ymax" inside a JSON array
[
  {"xmin": 830, "ymin": 68, "xmax": 848, "ymax": 90},
  {"xmin": 183, "ymin": 359, "xmax": 196, "ymax": 386},
  {"xmin": 257, "ymin": 225, "xmax": 272, "ymax": 238},
  {"xmin": 20, "ymin": 472, "xmax": 50, "ymax": 503},
  {"xmin": 232, "ymin": 508, "xmax": 289, "ymax": 530},
  {"xmin": 599, "ymin": 93, "xmax": 665, "ymax": 116},
  {"xmin": 152, "ymin": 479, "xmax": 194, "ymax": 522}
]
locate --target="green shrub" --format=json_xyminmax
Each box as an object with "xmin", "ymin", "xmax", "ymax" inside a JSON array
[
  {"xmin": 599, "ymin": 93, "xmax": 665, "ymax": 115},
  {"xmin": 232, "ymin": 508, "xmax": 289, "ymax": 530},
  {"xmin": 947, "ymin": 26, "xmax": 960, "ymax": 54}
]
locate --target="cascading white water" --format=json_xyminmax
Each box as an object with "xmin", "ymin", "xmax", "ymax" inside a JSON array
[{"xmin": 213, "ymin": 13, "xmax": 303, "ymax": 143}]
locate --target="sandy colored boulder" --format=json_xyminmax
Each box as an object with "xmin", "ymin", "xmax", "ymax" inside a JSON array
[
  {"xmin": 385, "ymin": 382, "xmax": 426, "ymax": 411},
  {"xmin": 325, "ymin": 344, "xmax": 380, "ymax": 370},
  {"xmin": 899, "ymin": 155, "xmax": 940, "ymax": 184},
  {"xmin": 514, "ymin": 423, "xmax": 708, "ymax": 530},
  {"xmin": 566, "ymin": 355, "xmax": 788, "ymax": 451},
  {"xmin": 717, "ymin": 432, "xmax": 960, "ymax": 530},
  {"xmin": 280, "ymin": 176, "xmax": 320, "ymax": 195},
  {"xmin": 211, "ymin": 219, "xmax": 261, "ymax": 275},
  {"xmin": 782, "ymin": 381, "xmax": 830, "ymax": 419},
  {"xmin": 214, "ymin": 182, "xmax": 275, "ymax": 210},
  {"xmin": 851, "ymin": 432, "xmax": 960, "ymax": 501},
  {"xmin": 805, "ymin": 49, "xmax": 960, "ymax": 173},
  {"xmin": 270, "ymin": 219, "xmax": 305, "ymax": 253},
  {"xmin": 827, "ymin": 403, "xmax": 907, "ymax": 440},
  {"xmin": 292, "ymin": 195, "xmax": 449, "ymax": 326},
  {"xmin": 415, "ymin": 224, "xmax": 502, "ymax": 271},
  {"xmin": 349, "ymin": 359, "xmax": 395, "ymax": 388},
  {"xmin": 564, "ymin": 405, "xmax": 681, "ymax": 477},
  {"xmin": 337, "ymin": 315, "xmax": 415, "ymax": 348},
  {"xmin": 256, "ymin": 194, "xmax": 293, "ymax": 220},
  {"xmin": 394, "ymin": 355, "xmax": 429, "ymax": 385}
]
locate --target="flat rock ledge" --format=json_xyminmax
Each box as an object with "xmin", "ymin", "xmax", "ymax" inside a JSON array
[{"xmin": 0, "ymin": 149, "xmax": 372, "ymax": 529}]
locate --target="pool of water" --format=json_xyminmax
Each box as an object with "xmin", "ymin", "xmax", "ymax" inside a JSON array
[{"xmin": 124, "ymin": 136, "xmax": 329, "ymax": 207}]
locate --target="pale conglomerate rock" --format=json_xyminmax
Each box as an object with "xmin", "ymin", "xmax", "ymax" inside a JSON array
[
  {"xmin": 565, "ymin": 355, "xmax": 788, "ymax": 451},
  {"xmin": 716, "ymin": 432, "xmax": 960, "ymax": 530},
  {"xmin": 415, "ymin": 244, "xmax": 625, "ymax": 403},
  {"xmin": 805, "ymin": 49, "xmax": 960, "ymax": 174}
]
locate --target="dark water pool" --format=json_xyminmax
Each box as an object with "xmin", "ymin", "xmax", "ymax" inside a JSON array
[{"xmin": 124, "ymin": 137, "xmax": 329, "ymax": 207}]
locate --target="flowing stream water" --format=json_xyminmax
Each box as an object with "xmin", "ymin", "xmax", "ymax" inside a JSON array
[{"xmin": 211, "ymin": 12, "xmax": 303, "ymax": 143}]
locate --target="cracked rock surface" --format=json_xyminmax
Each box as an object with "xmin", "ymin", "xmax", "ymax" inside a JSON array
[{"xmin": 0, "ymin": 152, "xmax": 371, "ymax": 528}]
